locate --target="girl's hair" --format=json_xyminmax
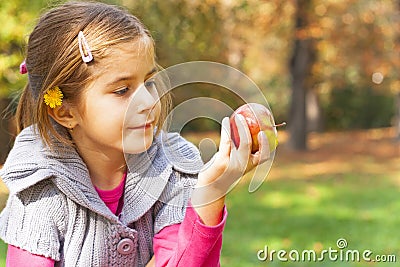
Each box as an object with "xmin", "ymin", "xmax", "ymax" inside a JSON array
[{"xmin": 16, "ymin": 1, "xmax": 172, "ymax": 148}]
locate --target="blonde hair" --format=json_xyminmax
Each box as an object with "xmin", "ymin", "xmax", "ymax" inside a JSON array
[{"xmin": 16, "ymin": 1, "xmax": 171, "ymax": 147}]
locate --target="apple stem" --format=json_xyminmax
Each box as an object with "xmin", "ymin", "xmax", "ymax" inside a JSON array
[{"xmin": 273, "ymin": 122, "xmax": 287, "ymax": 128}]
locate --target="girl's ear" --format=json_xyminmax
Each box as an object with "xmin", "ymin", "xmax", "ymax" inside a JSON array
[{"xmin": 47, "ymin": 103, "xmax": 79, "ymax": 129}]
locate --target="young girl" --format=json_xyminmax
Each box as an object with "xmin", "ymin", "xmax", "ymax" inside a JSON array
[{"xmin": 0, "ymin": 1, "xmax": 269, "ymax": 266}]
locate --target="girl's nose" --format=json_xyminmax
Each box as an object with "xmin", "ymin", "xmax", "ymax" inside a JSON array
[{"xmin": 134, "ymin": 83, "xmax": 158, "ymax": 113}]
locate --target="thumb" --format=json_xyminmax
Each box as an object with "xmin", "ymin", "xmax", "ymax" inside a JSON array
[{"xmin": 218, "ymin": 117, "xmax": 231, "ymax": 157}]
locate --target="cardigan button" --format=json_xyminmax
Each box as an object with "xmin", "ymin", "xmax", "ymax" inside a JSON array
[{"xmin": 117, "ymin": 238, "xmax": 135, "ymax": 255}]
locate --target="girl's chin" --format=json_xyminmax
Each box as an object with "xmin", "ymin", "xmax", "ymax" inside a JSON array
[{"xmin": 122, "ymin": 134, "xmax": 154, "ymax": 154}]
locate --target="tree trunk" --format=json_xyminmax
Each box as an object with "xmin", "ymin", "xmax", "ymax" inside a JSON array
[
  {"xmin": 288, "ymin": 0, "xmax": 316, "ymax": 150},
  {"xmin": 307, "ymin": 89, "xmax": 324, "ymax": 132},
  {"xmin": 396, "ymin": 0, "xmax": 400, "ymax": 141},
  {"xmin": 396, "ymin": 92, "xmax": 400, "ymax": 140}
]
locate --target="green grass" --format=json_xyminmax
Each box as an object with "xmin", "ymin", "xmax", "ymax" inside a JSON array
[
  {"xmin": 0, "ymin": 240, "xmax": 5, "ymax": 266},
  {"xmin": 220, "ymin": 172, "xmax": 400, "ymax": 266}
]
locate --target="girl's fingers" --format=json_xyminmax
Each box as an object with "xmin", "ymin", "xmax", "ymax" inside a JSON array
[
  {"xmin": 251, "ymin": 131, "xmax": 270, "ymax": 166},
  {"xmin": 207, "ymin": 117, "xmax": 231, "ymax": 175},
  {"xmin": 218, "ymin": 117, "xmax": 231, "ymax": 157}
]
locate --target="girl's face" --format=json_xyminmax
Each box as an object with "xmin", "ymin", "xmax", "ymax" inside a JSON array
[{"xmin": 73, "ymin": 39, "xmax": 161, "ymax": 155}]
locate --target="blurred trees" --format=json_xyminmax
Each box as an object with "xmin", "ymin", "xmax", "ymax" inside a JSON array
[
  {"xmin": 125, "ymin": 0, "xmax": 399, "ymax": 150},
  {"xmin": 312, "ymin": 1, "xmax": 398, "ymax": 130},
  {"xmin": 0, "ymin": 0, "xmax": 49, "ymax": 98},
  {"xmin": 287, "ymin": 0, "xmax": 399, "ymax": 149},
  {"xmin": 288, "ymin": 0, "xmax": 316, "ymax": 150},
  {"xmin": 0, "ymin": 0, "xmax": 50, "ymax": 161},
  {"xmin": 0, "ymin": 0, "xmax": 399, "ymax": 152},
  {"xmin": 396, "ymin": 0, "xmax": 400, "ymax": 140}
]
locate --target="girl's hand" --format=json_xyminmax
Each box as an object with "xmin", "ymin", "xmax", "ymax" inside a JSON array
[{"xmin": 191, "ymin": 114, "xmax": 270, "ymax": 222}]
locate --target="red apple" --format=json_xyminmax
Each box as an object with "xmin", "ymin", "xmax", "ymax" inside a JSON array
[{"xmin": 230, "ymin": 103, "xmax": 281, "ymax": 154}]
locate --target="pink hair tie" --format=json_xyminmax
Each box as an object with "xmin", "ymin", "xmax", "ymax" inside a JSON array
[{"xmin": 19, "ymin": 60, "xmax": 27, "ymax": 74}]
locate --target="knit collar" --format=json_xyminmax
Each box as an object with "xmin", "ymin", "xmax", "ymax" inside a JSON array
[{"xmin": 0, "ymin": 126, "xmax": 203, "ymax": 223}]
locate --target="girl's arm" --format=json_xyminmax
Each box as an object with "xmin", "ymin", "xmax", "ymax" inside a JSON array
[
  {"xmin": 153, "ymin": 203, "xmax": 227, "ymax": 267},
  {"xmin": 192, "ymin": 115, "xmax": 269, "ymax": 226},
  {"xmin": 6, "ymin": 245, "xmax": 55, "ymax": 267}
]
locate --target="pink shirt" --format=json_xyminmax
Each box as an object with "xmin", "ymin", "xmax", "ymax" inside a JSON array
[
  {"xmin": 93, "ymin": 172, "xmax": 127, "ymax": 215},
  {"xmin": 6, "ymin": 177, "xmax": 226, "ymax": 266}
]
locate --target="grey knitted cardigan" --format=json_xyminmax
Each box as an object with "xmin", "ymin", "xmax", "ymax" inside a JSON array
[{"xmin": 0, "ymin": 126, "xmax": 204, "ymax": 266}]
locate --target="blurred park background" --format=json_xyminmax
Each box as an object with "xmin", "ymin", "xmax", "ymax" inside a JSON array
[{"xmin": 0, "ymin": 0, "xmax": 399, "ymax": 266}]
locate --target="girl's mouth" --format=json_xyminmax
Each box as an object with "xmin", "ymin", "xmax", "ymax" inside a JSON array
[{"xmin": 128, "ymin": 121, "xmax": 153, "ymax": 130}]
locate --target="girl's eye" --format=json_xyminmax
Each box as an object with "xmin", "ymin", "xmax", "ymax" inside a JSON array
[
  {"xmin": 144, "ymin": 79, "xmax": 156, "ymax": 89},
  {"xmin": 114, "ymin": 87, "xmax": 129, "ymax": 96}
]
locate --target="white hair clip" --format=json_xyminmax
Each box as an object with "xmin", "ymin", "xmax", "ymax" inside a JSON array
[{"xmin": 78, "ymin": 31, "xmax": 93, "ymax": 63}]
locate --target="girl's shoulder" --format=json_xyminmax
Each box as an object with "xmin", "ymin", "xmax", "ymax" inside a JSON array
[
  {"xmin": 0, "ymin": 178, "xmax": 66, "ymax": 261},
  {"xmin": 156, "ymin": 131, "xmax": 204, "ymax": 175},
  {"xmin": 0, "ymin": 125, "xmax": 84, "ymax": 195},
  {"xmin": 120, "ymin": 131, "xmax": 203, "ymax": 224}
]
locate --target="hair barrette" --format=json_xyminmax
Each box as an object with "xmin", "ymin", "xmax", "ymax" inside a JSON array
[
  {"xmin": 44, "ymin": 86, "xmax": 63, "ymax": 108},
  {"xmin": 19, "ymin": 60, "xmax": 27, "ymax": 74},
  {"xmin": 78, "ymin": 31, "xmax": 93, "ymax": 63}
]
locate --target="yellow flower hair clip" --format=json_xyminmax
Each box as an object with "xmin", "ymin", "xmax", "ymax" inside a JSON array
[{"xmin": 44, "ymin": 86, "xmax": 63, "ymax": 108}]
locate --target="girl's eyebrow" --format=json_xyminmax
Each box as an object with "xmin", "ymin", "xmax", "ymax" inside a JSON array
[
  {"xmin": 146, "ymin": 67, "xmax": 157, "ymax": 77},
  {"xmin": 106, "ymin": 67, "xmax": 157, "ymax": 87}
]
